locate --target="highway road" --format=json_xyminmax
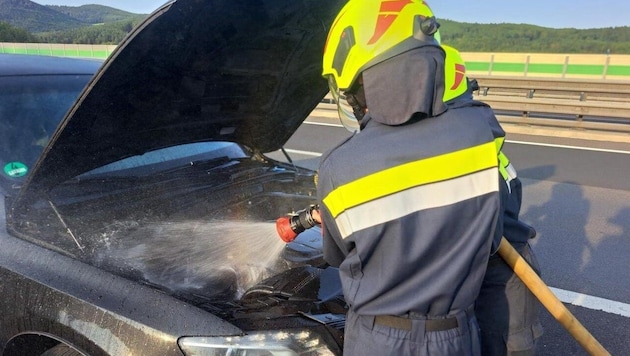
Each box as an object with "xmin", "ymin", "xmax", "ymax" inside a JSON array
[{"xmin": 268, "ymin": 109, "xmax": 630, "ymax": 356}]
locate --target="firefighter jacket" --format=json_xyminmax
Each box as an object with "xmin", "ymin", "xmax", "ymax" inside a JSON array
[
  {"xmin": 448, "ymin": 82, "xmax": 537, "ymax": 247},
  {"xmin": 317, "ymin": 106, "xmax": 504, "ymax": 317}
]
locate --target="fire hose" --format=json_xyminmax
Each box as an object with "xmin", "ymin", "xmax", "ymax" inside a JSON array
[{"xmin": 276, "ymin": 208, "xmax": 611, "ymax": 356}]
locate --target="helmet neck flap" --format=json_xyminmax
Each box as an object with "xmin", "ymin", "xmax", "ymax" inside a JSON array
[{"xmin": 363, "ymin": 45, "xmax": 447, "ymax": 126}]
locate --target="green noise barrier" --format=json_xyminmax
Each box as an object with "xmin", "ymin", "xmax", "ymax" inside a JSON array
[{"xmin": 2, "ymin": 42, "xmax": 630, "ymax": 79}]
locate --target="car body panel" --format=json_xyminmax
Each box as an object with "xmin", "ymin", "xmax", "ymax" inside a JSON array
[
  {"xmin": 19, "ymin": 0, "xmax": 340, "ymax": 196},
  {"xmin": 0, "ymin": 0, "xmax": 347, "ymax": 354},
  {"xmin": 0, "ymin": 197, "xmax": 242, "ymax": 356}
]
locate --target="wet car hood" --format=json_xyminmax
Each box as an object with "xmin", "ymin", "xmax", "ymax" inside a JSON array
[{"xmin": 18, "ymin": 0, "xmax": 342, "ymax": 198}]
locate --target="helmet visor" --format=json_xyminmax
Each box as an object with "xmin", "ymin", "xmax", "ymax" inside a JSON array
[{"xmin": 328, "ymin": 76, "xmax": 360, "ymax": 133}]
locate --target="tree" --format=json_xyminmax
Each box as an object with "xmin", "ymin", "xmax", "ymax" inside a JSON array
[{"xmin": 0, "ymin": 21, "xmax": 38, "ymax": 42}]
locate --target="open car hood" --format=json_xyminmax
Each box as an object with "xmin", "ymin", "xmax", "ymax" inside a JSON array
[{"xmin": 18, "ymin": 0, "xmax": 342, "ymax": 197}]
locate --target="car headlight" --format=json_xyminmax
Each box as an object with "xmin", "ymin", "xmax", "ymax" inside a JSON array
[{"xmin": 178, "ymin": 329, "xmax": 337, "ymax": 356}]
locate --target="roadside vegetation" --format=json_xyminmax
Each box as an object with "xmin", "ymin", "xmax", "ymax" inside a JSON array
[
  {"xmin": 1, "ymin": 0, "xmax": 630, "ymax": 53},
  {"xmin": 35, "ymin": 18, "xmax": 144, "ymax": 44},
  {"xmin": 440, "ymin": 19, "xmax": 630, "ymax": 54},
  {"xmin": 0, "ymin": 1, "xmax": 145, "ymax": 45},
  {"xmin": 0, "ymin": 20, "xmax": 36, "ymax": 42}
]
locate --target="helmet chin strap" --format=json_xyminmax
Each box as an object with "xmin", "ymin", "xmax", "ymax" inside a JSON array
[
  {"xmin": 344, "ymin": 82, "xmax": 367, "ymax": 122},
  {"xmin": 345, "ymin": 93, "xmax": 366, "ymax": 121}
]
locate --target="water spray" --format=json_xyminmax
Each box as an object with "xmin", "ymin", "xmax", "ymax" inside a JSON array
[{"xmin": 275, "ymin": 204, "xmax": 320, "ymax": 242}]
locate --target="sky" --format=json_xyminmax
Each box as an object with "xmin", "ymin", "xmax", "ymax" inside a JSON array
[
  {"xmin": 31, "ymin": 0, "xmax": 630, "ymax": 29},
  {"xmin": 430, "ymin": 0, "xmax": 630, "ymax": 29}
]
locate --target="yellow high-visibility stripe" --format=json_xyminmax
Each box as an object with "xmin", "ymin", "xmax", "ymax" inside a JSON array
[
  {"xmin": 495, "ymin": 134, "xmax": 508, "ymax": 181},
  {"xmin": 323, "ymin": 141, "xmax": 498, "ymax": 218},
  {"xmin": 334, "ymin": 168, "xmax": 499, "ymax": 239},
  {"xmin": 498, "ymin": 151, "xmax": 517, "ymax": 193},
  {"xmin": 495, "ymin": 136, "xmax": 505, "ymax": 153},
  {"xmin": 498, "ymin": 151, "xmax": 510, "ymax": 181}
]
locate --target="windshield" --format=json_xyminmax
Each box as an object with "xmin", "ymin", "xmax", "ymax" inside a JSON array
[{"xmin": 0, "ymin": 74, "xmax": 93, "ymax": 193}]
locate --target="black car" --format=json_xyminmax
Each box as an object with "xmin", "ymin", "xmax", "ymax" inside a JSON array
[{"xmin": 0, "ymin": 0, "xmax": 347, "ymax": 355}]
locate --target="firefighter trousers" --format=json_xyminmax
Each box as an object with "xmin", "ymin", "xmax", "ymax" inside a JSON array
[{"xmin": 475, "ymin": 242, "xmax": 544, "ymax": 355}]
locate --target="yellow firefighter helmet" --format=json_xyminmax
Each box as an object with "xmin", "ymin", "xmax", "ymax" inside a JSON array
[
  {"xmin": 322, "ymin": 0, "xmax": 440, "ymax": 93},
  {"xmin": 442, "ymin": 44, "xmax": 469, "ymax": 103}
]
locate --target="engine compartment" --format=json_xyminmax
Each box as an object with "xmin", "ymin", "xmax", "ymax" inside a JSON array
[{"xmin": 7, "ymin": 157, "xmax": 347, "ymax": 342}]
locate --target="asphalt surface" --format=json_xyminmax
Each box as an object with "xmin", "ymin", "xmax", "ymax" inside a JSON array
[{"xmin": 268, "ymin": 114, "xmax": 630, "ymax": 356}]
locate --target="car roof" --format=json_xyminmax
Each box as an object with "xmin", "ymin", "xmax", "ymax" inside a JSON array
[{"xmin": 0, "ymin": 54, "xmax": 102, "ymax": 76}]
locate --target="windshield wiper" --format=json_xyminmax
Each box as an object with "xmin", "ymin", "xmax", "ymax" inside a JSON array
[
  {"xmin": 68, "ymin": 156, "xmax": 237, "ymax": 184},
  {"xmin": 158, "ymin": 155, "xmax": 234, "ymax": 176}
]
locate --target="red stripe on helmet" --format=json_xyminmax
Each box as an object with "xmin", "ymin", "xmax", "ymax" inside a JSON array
[
  {"xmin": 451, "ymin": 63, "xmax": 466, "ymax": 90},
  {"xmin": 368, "ymin": 0, "xmax": 413, "ymax": 45}
]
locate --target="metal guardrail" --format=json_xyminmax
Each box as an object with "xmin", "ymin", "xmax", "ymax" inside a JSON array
[
  {"xmin": 316, "ymin": 77, "xmax": 630, "ymax": 134},
  {"xmin": 472, "ymin": 76, "xmax": 630, "ymax": 133}
]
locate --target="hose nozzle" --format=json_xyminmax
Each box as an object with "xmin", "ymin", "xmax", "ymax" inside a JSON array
[{"xmin": 275, "ymin": 204, "xmax": 319, "ymax": 243}]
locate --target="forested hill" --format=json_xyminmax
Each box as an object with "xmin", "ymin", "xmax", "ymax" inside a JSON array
[
  {"xmin": 440, "ymin": 19, "xmax": 630, "ymax": 54},
  {"xmin": 0, "ymin": 0, "xmax": 146, "ymax": 44},
  {"xmin": 0, "ymin": 0, "xmax": 85, "ymax": 32},
  {"xmin": 1, "ymin": 0, "xmax": 630, "ymax": 53},
  {"xmin": 46, "ymin": 4, "xmax": 141, "ymax": 24}
]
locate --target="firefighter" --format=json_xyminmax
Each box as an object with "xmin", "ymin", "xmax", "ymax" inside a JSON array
[
  {"xmin": 442, "ymin": 44, "xmax": 544, "ymax": 355},
  {"xmin": 318, "ymin": 1, "xmax": 505, "ymax": 354}
]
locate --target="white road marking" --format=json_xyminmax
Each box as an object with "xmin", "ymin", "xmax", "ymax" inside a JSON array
[
  {"xmin": 304, "ymin": 121, "xmax": 344, "ymax": 127},
  {"xmin": 284, "ymin": 148, "xmax": 322, "ymax": 157},
  {"xmin": 507, "ymin": 140, "xmax": 630, "ymax": 155},
  {"xmin": 551, "ymin": 287, "xmax": 630, "ymax": 318},
  {"xmin": 303, "ymin": 120, "xmax": 343, "ymax": 128}
]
